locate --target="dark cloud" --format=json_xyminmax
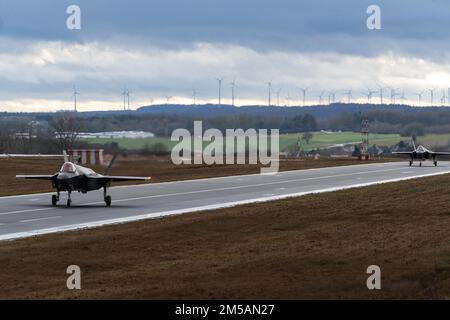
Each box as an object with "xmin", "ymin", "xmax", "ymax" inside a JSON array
[
  {"xmin": 1, "ymin": 0, "xmax": 449, "ymax": 111},
  {"xmin": 0, "ymin": 0, "xmax": 449, "ymax": 58}
]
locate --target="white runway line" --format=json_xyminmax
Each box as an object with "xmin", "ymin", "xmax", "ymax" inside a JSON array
[
  {"xmin": 0, "ymin": 207, "xmax": 57, "ymax": 217},
  {"xmin": 20, "ymin": 216, "xmax": 62, "ymax": 223}
]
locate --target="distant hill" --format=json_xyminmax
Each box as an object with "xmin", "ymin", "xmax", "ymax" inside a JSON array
[
  {"xmin": 136, "ymin": 103, "xmax": 429, "ymax": 119},
  {"xmin": 0, "ymin": 103, "xmax": 446, "ymax": 119}
]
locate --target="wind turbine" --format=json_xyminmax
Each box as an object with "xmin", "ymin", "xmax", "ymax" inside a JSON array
[
  {"xmin": 126, "ymin": 89, "xmax": 132, "ymax": 110},
  {"xmin": 216, "ymin": 78, "xmax": 224, "ymax": 105},
  {"xmin": 377, "ymin": 84, "xmax": 385, "ymax": 104},
  {"xmin": 427, "ymin": 88, "xmax": 437, "ymax": 106},
  {"xmin": 229, "ymin": 79, "xmax": 236, "ymax": 106},
  {"xmin": 441, "ymin": 89, "xmax": 447, "ymax": 106},
  {"xmin": 121, "ymin": 87, "xmax": 128, "ymax": 110},
  {"xmin": 165, "ymin": 95, "xmax": 173, "ymax": 104},
  {"xmin": 72, "ymin": 85, "xmax": 80, "ymax": 112},
  {"xmin": 328, "ymin": 91, "xmax": 336, "ymax": 104},
  {"xmin": 192, "ymin": 88, "xmax": 198, "ymax": 106},
  {"xmin": 399, "ymin": 90, "xmax": 407, "ymax": 105},
  {"xmin": 362, "ymin": 91, "xmax": 371, "ymax": 104},
  {"xmin": 265, "ymin": 80, "xmax": 273, "ymax": 107},
  {"xmin": 388, "ymin": 87, "xmax": 400, "ymax": 104},
  {"xmin": 286, "ymin": 91, "xmax": 293, "ymax": 107},
  {"xmin": 366, "ymin": 88, "xmax": 377, "ymax": 104},
  {"xmin": 343, "ymin": 89, "xmax": 354, "ymax": 103},
  {"xmin": 276, "ymin": 88, "xmax": 283, "ymax": 107},
  {"xmin": 414, "ymin": 90, "xmax": 425, "ymax": 106},
  {"xmin": 298, "ymin": 87, "xmax": 309, "ymax": 106},
  {"xmin": 448, "ymin": 88, "xmax": 450, "ymax": 106},
  {"xmin": 318, "ymin": 91, "xmax": 325, "ymax": 105}
]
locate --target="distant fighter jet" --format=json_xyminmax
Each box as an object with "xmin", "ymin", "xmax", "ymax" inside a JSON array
[
  {"xmin": 16, "ymin": 153, "xmax": 150, "ymax": 207},
  {"xmin": 392, "ymin": 141, "xmax": 450, "ymax": 167}
]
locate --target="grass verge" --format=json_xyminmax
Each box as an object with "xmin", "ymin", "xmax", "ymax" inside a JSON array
[{"xmin": 0, "ymin": 172, "xmax": 448, "ymax": 299}]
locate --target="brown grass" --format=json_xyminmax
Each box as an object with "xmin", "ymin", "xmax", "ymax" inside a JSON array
[{"xmin": 0, "ymin": 171, "xmax": 449, "ymax": 299}]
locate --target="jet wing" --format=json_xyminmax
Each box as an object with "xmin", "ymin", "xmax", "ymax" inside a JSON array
[
  {"xmin": 391, "ymin": 152, "xmax": 413, "ymax": 155},
  {"xmin": 431, "ymin": 152, "xmax": 450, "ymax": 156},
  {"xmin": 16, "ymin": 175, "xmax": 56, "ymax": 180},
  {"xmin": 88, "ymin": 175, "xmax": 151, "ymax": 182}
]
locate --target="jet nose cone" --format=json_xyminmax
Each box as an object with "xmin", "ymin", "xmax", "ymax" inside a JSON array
[{"xmin": 57, "ymin": 173, "xmax": 70, "ymax": 180}]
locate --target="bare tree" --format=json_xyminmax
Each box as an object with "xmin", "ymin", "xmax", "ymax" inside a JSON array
[
  {"xmin": 0, "ymin": 126, "xmax": 12, "ymax": 153},
  {"xmin": 302, "ymin": 132, "xmax": 313, "ymax": 144},
  {"xmin": 49, "ymin": 113, "xmax": 81, "ymax": 152}
]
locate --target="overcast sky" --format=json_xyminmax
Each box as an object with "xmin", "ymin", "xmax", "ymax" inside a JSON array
[{"xmin": 1, "ymin": 0, "xmax": 450, "ymax": 111}]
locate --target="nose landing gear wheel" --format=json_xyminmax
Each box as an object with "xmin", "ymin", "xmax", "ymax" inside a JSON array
[
  {"xmin": 434, "ymin": 161, "xmax": 438, "ymax": 167},
  {"xmin": 67, "ymin": 199, "xmax": 72, "ymax": 208},
  {"xmin": 409, "ymin": 161, "xmax": 412, "ymax": 167},
  {"xmin": 52, "ymin": 195, "xmax": 58, "ymax": 206},
  {"xmin": 105, "ymin": 195, "xmax": 112, "ymax": 207}
]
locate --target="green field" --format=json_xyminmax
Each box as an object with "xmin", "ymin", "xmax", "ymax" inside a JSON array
[
  {"xmin": 85, "ymin": 136, "xmax": 177, "ymax": 150},
  {"xmin": 279, "ymin": 132, "xmax": 402, "ymax": 151},
  {"xmin": 83, "ymin": 132, "xmax": 450, "ymax": 152}
]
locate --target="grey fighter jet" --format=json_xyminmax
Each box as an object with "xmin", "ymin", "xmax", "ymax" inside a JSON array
[
  {"xmin": 392, "ymin": 141, "xmax": 450, "ymax": 167},
  {"xmin": 16, "ymin": 154, "xmax": 150, "ymax": 207}
]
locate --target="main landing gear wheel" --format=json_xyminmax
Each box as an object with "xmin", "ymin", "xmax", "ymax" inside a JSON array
[
  {"xmin": 409, "ymin": 161, "xmax": 412, "ymax": 167},
  {"xmin": 52, "ymin": 193, "xmax": 60, "ymax": 206},
  {"xmin": 434, "ymin": 161, "xmax": 438, "ymax": 167},
  {"xmin": 67, "ymin": 190, "xmax": 72, "ymax": 208},
  {"xmin": 105, "ymin": 195, "xmax": 112, "ymax": 207},
  {"xmin": 103, "ymin": 186, "xmax": 111, "ymax": 207},
  {"xmin": 420, "ymin": 162, "xmax": 422, "ymax": 167}
]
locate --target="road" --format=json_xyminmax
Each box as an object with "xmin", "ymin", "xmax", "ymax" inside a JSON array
[{"xmin": 1, "ymin": 161, "xmax": 449, "ymax": 241}]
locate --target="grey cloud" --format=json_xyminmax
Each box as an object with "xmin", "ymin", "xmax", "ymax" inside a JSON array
[{"xmin": 0, "ymin": 0, "xmax": 449, "ymax": 58}]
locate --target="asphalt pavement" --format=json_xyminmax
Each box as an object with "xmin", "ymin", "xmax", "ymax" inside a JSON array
[{"xmin": 1, "ymin": 161, "xmax": 449, "ymax": 240}]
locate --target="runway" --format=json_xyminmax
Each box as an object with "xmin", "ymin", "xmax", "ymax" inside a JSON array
[{"xmin": 1, "ymin": 161, "xmax": 450, "ymax": 241}]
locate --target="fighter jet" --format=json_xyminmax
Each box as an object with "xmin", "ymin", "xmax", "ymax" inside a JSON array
[
  {"xmin": 392, "ymin": 141, "xmax": 450, "ymax": 167},
  {"xmin": 16, "ymin": 153, "xmax": 150, "ymax": 207}
]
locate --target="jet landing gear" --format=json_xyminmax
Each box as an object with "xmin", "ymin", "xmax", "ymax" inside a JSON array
[
  {"xmin": 104, "ymin": 187, "xmax": 112, "ymax": 207},
  {"xmin": 409, "ymin": 161, "xmax": 413, "ymax": 167},
  {"xmin": 52, "ymin": 191, "xmax": 60, "ymax": 206},
  {"xmin": 67, "ymin": 191, "xmax": 72, "ymax": 208}
]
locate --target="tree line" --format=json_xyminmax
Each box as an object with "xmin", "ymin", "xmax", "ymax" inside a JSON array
[{"xmin": 2, "ymin": 103, "xmax": 450, "ymax": 154}]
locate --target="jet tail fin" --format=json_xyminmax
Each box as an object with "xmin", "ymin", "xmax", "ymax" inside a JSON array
[
  {"xmin": 104, "ymin": 153, "xmax": 118, "ymax": 176},
  {"xmin": 63, "ymin": 150, "xmax": 69, "ymax": 163}
]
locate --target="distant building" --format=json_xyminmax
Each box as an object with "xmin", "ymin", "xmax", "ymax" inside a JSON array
[
  {"xmin": 77, "ymin": 131, "xmax": 155, "ymax": 139},
  {"xmin": 67, "ymin": 149, "xmax": 104, "ymax": 165},
  {"xmin": 14, "ymin": 133, "xmax": 37, "ymax": 139}
]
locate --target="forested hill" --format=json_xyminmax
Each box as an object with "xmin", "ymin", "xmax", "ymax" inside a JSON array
[
  {"xmin": 136, "ymin": 103, "xmax": 420, "ymax": 119},
  {"xmin": 2, "ymin": 103, "xmax": 450, "ymax": 137}
]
